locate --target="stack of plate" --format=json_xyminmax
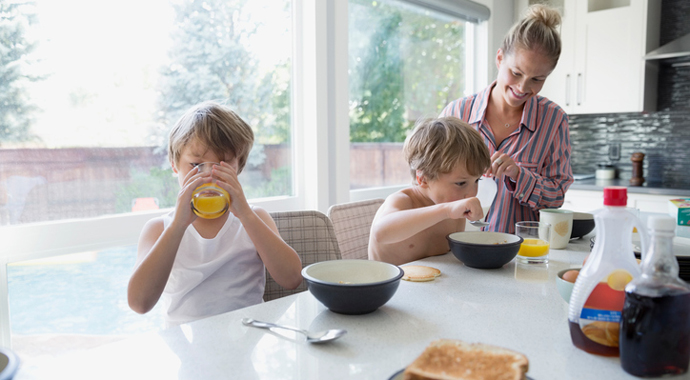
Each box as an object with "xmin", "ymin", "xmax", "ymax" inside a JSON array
[{"xmin": 589, "ymin": 236, "xmax": 690, "ymax": 282}]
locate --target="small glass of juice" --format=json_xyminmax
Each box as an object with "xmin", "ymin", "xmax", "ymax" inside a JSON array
[
  {"xmin": 515, "ymin": 221, "xmax": 551, "ymax": 264},
  {"xmin": 190, "ymin": 162, "xmax": 230, "ymax": 219}
]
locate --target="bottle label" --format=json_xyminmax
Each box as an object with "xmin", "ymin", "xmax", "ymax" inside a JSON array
[{"xmin": 578, "ymin": 269, "xmax": 633, "ymax": 347}]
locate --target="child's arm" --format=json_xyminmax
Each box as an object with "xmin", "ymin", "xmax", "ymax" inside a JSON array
[
  {"xmin": 239, "ymin": 207, "xmax": 303, "ymax": 289},
  {"xmin": 214, "ymin": 162, "xmax": 302, "ymax": 290},
  {"xmin": 127, "ymin": 167, "xmax": 210, "ymax": 314},
  {"xmin": 372, "ymin": 192, "xmax": 483, "ymax": 244}
]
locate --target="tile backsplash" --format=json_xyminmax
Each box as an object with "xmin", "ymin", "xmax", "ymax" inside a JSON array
[{"xmin": 567, "ymin": 0, "xmax": 690, "ymax": 190}]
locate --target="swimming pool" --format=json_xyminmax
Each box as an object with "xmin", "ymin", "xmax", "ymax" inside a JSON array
[{"xmin": 8, "ymin": 245, "xmax": 164, "ymax": 336}]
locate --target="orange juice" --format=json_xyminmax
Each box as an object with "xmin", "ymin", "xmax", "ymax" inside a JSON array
[
  {"xmin": 191, "ymin": 185, "xmax": 230, "ymax": 219},
  {"xmin": 518, "ymin": 238, "xmax": 550, "ymax": 257}
]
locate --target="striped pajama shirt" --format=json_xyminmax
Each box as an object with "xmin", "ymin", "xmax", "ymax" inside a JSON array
[{"xmin": 440, "ymin": 82, "xmax": 574, "ymax": 233}]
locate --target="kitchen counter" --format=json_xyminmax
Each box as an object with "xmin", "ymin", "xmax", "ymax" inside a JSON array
[
  {"xmin": 16, "ymin": 236, "xmax": 689, "ymax": 380},
  {"xmin": 570, "ymin": 178, "xmax": 690, "ymax": 197}
]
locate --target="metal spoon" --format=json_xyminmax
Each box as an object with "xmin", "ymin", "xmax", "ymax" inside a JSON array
[
  {"xmin": 469, "ymin": 220, "xmax": 489, "ymax": 227},
  {"xmin": 241, "ymin": 318, "xmax": 347, "ymax": 343}
]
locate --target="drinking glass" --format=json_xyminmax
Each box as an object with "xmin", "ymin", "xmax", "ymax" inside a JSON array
[
  {"xmin": 515, "ymin": 221, "xmax": 551, "ymax": 264},
  {"xmin": 191, "ymin": 162, "xmax": 231, "ymax": 219}
]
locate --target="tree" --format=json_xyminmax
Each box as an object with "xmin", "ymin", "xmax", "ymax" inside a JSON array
[
  {"xmin": 0, "ymin": 0, "xmax": 40, "ymax": 146},
  {"xmin": 349, "ymin": 0, "xmax": 466, "ymax": 143},
  {"xmin": 152, "ymin": 0, "xmax": 289, "ymax": 147}
]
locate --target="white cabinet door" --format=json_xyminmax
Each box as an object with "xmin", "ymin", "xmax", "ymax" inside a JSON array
[{"xmin": 518, "ymin": 0, "xmax": 660, "ymax": 114}]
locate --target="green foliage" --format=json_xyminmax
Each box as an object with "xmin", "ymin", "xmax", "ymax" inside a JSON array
[
  {"xmin": 0, "ymin": 0, "xmax": 40, "ymax": 146},
  {"xmin": 153, "ymin": 0, "xmax": 291, "ymax": 148},
  {"xmin": 349, "ymin": 0, "xmax": 466, "ymax": 143},
  {"xmin": 115, "ymin": 166, "xmax": 179, "ymax": 213},
  {"xmin": 243, "ymin": 165, "xmax": 292, "ymax": 199}
]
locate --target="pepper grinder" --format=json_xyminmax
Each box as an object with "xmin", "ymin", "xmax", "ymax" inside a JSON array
[{"xmin": 630, "ymin": 152, "xmax": 645, "ymax": 186}]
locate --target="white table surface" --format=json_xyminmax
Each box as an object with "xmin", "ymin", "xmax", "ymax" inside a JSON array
[{"xmin": 15, "ymin": 235, "xmax": 690, "ymax": 380}]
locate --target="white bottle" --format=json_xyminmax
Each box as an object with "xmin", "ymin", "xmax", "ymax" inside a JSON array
[{"xmin": 567, "ymin": 186, "xmax": 648, "ymax": 356}]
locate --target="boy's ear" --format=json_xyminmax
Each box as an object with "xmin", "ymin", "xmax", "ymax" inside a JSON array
[
  {"xmin": 171, "ymin": 160, "xmax": 179, "ymax": 175},
  {"xmin": 415, "ymin": 170, "xmax": 428, "ymax": 187}
]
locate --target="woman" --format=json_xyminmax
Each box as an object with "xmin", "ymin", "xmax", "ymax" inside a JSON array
[{"xmin": 440, "ymin": 4, "xmax": 573, "ymax": 233}]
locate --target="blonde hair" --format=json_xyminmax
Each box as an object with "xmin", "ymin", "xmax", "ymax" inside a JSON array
[
  {"xmin": 168, "ymin": 101, "xmax": 254, "ymax": 173},
  {"xmin": 403, "ymin": 117, "xmax": 491, "ymax": 182},
  {"xmin": 501, "ymin": 4, "xmax": 562, "ymax": 69}
]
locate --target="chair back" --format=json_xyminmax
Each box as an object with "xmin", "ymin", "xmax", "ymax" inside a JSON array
[
  {"xmin": 327, "ymin": 199, "xmax": 384, "ymax": 260},
  {"xmin": 264, "ymin": 210, "xmax": 341, "ymax": 301}
]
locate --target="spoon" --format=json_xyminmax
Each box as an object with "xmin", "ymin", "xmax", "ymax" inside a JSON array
[
  {"xmin": 469, "ymin": 220, "xmax": 490, "ymax": 227},
  {"xmin": 241, "ymin": 318, "xmax": 347, "ymax": 343},
  {"xmin": 469, "ymin": 176, "xmax": 498, "ymax": 228}
]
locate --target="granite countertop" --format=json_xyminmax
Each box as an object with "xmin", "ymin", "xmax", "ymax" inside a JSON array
[{"xmin": 570, "ymin": 178, "xmax": 690, "ymax": 197}]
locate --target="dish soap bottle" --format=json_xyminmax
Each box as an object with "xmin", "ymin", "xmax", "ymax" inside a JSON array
[
  {"xmin": 620, "ymin": 215, "xmax": 690, "ymax": 377},
  {"xmin": 568, "ymin": 186, "xmax": 648, "ymax": 356}
]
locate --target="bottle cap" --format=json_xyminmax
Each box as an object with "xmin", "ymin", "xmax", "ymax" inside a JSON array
[
  {"xmin": 603, "ymin": 186, "xmax": 627, "ymax": 206},
  {"xmin": 647, "ymin": 215, "xmax": 676, "ymax": 231}
]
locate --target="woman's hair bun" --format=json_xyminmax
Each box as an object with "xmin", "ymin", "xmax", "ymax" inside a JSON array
[{"xmin": 524, "ymin": 3, "xmax": 561, "ymax": 30}]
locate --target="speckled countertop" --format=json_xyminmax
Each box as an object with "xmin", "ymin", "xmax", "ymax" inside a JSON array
[
  {"xmin": 17, "ymin": 237, "xmax": 683, "ymax": 380},
  {"xmin": 570, "ymin": 178, "xmax": 690, "ymax": 197}
]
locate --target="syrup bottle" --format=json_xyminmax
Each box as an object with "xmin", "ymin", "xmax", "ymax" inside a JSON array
[
  {"xmin": 620, "ymin": 215, "xmax": 690, "ymax": 377},
  {"xmin": 568, "ymin": 187, "xmax": 648, "ymax": 356}
]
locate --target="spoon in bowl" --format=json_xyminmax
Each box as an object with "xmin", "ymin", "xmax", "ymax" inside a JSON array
[
  {"xmin": 469, "ymin": 176, "xmax": 498, "ymax": 228},
  {"xmin": 242, "ymin": 318, "xmax": 347, "ymax": 344}
]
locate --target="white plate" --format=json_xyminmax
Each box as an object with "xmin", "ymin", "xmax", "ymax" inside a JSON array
[{"xmin": 388, "ymin": 368, "xmax": 534, "ymax": 380}]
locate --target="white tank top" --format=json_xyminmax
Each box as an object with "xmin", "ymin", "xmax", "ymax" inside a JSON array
[{"xmin": 161, "ymin": 212, "xmax": 265, "ymax": 327}]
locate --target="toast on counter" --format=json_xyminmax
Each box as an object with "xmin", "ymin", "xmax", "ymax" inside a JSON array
[{"xmin": 403, "ymin": 339, "xmax": 529, "ymax": 380}]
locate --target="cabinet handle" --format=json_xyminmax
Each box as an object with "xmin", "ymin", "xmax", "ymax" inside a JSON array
[
  {"xmin": 565, "ymin": 74, "xmax": 571, "ymax": 106},
  {"xmin": 577, "ymin": 73, "xmax": 583, "ymax": 106}
]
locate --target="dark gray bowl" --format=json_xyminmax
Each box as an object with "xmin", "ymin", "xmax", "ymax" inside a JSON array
[
  {"xmin": 447, "ymin": 231, "xmax": 523, "ymax": 269},
  {"xmin": 0, "ymin": 347, "xmax": 20, "ymax": 380},
  {"xmin": 302, "ymin": 260, "xmax": 403, "ymax": 315},
  {"xmin": 571, "ymin": 212, "xmax": 595, "ymax": 239}
]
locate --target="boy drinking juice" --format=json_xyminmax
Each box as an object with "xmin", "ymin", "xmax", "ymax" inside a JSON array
[
  {"xmin": 369, "ymin": 117, "xmax": 491, "ymax": 265},
  {"xmin": 128, "ymin": 101, "xmax": 302, "ymax": 326}
]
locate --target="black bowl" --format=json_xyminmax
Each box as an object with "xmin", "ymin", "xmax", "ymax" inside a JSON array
[
  {"xmin": 0, "ymin": 347, "xmax": 20, "ymax": 380},
  {"xmin": 571, "ymin": 212, "xmax": 595, "ymax": 239},
  {"xmin": 447, "ymin": 231, "xmax": 523, "ymax": 269},
  {"xmin": 301, "ymin": 260, "xmax": 403, "ymax": 314}
]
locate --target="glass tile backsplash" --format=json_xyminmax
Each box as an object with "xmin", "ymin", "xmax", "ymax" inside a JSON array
[{"xmin": 567, "ymin": 0, "xmax": 690, "ymax": 190}]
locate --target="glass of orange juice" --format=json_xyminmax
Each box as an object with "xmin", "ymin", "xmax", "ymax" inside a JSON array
[
  {"xmin": 515, "ymin": 221, "xmax": 551, "ymax": 264},
  {"xmin": 190, "ymin": 162, "xmax": 230, "ymax": 219}
]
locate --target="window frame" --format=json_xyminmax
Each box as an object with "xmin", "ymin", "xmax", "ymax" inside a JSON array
[{"xmin": 0, "ymin": 0, "xmax": 492, "ymax": 347}]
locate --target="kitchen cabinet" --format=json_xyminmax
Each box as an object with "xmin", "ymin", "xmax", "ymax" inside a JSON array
[{"xmin": 516, "ymin": 0, "xmax": 661, "ymax": 114}]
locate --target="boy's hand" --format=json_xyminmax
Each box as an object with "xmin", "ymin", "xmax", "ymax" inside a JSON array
[
  {"xmin": 173, "ymin": 165, "xmax": 211, "ymax": 226},
  {"xmin": 209, "ymin": 161, "xmax": 253, "ymax": 219},
  {"xmin": 447, "ymin": 197, "xmax": 484, "ymax": 221}
]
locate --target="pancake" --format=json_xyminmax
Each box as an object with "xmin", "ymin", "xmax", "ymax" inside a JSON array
[{"xmin": 402, "ymin": 265, "xmax": 441, "ymax": 282}]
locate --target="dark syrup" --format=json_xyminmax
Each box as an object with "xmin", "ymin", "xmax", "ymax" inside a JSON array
[
  {"xmin": 568, "ymin": 321, "xmax": 620, "ymax": 357},
  {"xmin": 620, "ymin": 292, "xmax": 690, "ymax": 377}
]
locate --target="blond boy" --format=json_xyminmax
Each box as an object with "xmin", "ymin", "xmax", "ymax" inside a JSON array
[
  {"xmin": 368, "ymin": 117, "xmax": 491, "ymax": 265},
  {"xmin": 128, "ymin": 101, "xmax": 302, "ymax": 326}
]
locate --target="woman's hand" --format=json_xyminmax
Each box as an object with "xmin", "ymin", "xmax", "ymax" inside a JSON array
[{"xmin": 488, "ymin": 152, "xmax": 519, "ymax": 181}]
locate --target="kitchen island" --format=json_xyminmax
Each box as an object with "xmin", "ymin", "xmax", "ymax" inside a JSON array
[{"xmin": 15, "ymin": 236, "xmax": 690, "ymax": 380}]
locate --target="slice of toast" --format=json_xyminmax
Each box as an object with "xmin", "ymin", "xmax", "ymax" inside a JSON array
[{"xmin": 403, "ymin": 339, "xmax": 528, "ymax": 380}]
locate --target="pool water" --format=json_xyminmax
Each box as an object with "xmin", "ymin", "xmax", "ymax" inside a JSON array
[{"xmin": 8, "ymin": 245, "xmax": 164, "ymax": 336}]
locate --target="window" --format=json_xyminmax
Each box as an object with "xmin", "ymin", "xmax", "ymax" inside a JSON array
[
  {"xmin": 0, "ymin": 0, "xmax": 293, "ymax": 226},
  {"xmin": 0, "ymin": 0, "xmax": 292, "ymax": 360},
  {"xmin": 348, "ymin": 0, "xmax": 481, "ymax": 190}
]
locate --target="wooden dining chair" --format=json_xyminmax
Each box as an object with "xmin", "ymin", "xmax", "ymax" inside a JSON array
[
  {"xmin": 327, "ymin": 198, "xmax": 384, "ymax": 260},
  {"xmin": 264, "ymin": 210, "xmax": 342, "ymax": 302}
]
